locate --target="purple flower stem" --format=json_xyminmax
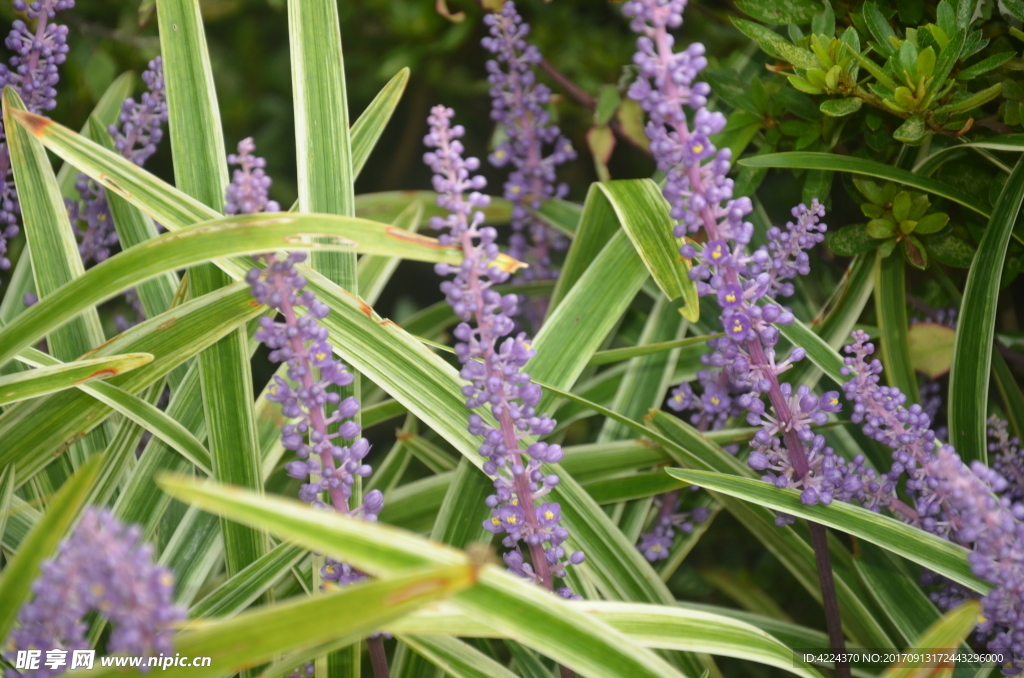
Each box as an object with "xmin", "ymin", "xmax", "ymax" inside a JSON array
[
  {"xmin": 450, "ymin": 180, "xmax": 556, "ymax": 593},
  {"xmin": 535, "ymin": 55, "xmax": 652, "ymax": 157},
  {"xmin": 368, "ymin": 636, "xmax": 390, "ymax": 678},
  {"xmin": 640, "ymin": 18, "xmax": 851, "ymax": 674},
  {"xmin": 444, "ymin": 127, "xmax": 574, "ymax": 678},
  {"xmin": 275, "ymin": 277, "xmax": 351, "ymax": 514}
]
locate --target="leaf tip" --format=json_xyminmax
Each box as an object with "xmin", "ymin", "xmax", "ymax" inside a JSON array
[{"xmin": 9, "ymin": 107, "xmax": 48, "ymax": 136}]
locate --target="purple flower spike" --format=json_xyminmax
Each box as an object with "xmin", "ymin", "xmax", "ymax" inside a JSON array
[
  {"xmin": 71, "ymin": 57, "xmax": 167, "ymax": 329},
  {"xmin": 108, "ymin": 57, "xmax": 168, "ymax": 167},
  {"xmin": 0, "ymin": 0, "xmax": 75, "ymax": 283},
  {"xmin": 835, "ymin": 331, "xmax": 1024, "ymax": 672},
  {"xmin": 622, "ymin": 0, "xmax": 835, "ymax": 551},
  {"xmin": 482, "ymin": 2, "xmax": 574, "ymax": 283},
  {"xmin": 423, "ymin": 104, "xmax": 583, "ymax": 596},
  {"xmin": 247, "ymin": 252, "xmax": 372, "ymax": 514},
  {"xmin": 2, "ymin": 508, "xmax": 184, "ymax": 678},
  {"xmin": 226, "ymin": 137, "xmax": 281, "ymax": 215}
]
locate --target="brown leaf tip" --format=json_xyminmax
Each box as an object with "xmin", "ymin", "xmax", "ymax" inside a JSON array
[{"xmin": 10, "ymin": 108, "xmax": 50, "ymax": 136}]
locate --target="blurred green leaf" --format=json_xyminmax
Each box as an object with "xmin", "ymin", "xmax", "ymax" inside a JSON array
[
  {"xmin": 879, "ymin": 600, "xmax": 981, "ymax": 678},
  {"xmin": 828, "ymin": 224, "xmax": 880, "ymax": 256},
  {"xmin": 907, "ymin": 322, "xmax": 957, "ymax": 378},
  {"xmin": 95, "ymin": 562, "xmax": 478, "ymax": 678},
  {"xmin": 820, "ymin": 98, "xmax": 863, "ymax": 117},
  {"xmin": 736, "ymin": 0, "xmax": 823, "ymax": 24},
  {"xmin": 874, "ymin": 253, "xmax": 919, "ymax": 403}
]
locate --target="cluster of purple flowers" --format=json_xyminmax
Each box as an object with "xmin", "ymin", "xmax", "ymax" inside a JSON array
[
  {"xmin": 482, "ymin": 1, "xmax": 574, "ymax": 283},
  {"xmin": 637, "ymin": 492, "xmax": 709, "ymax": 561},
  {"xmin": 989, "ymin": 416, "xmax": 1023, "ymax": 502},
  {"xmin": 236, "ymin": 139, "xmax": 380, "ymax": 587},
  {"xmin": 918, "ymin": 446, "xmax": 1023, "ymax": 673},
  {"xmin": 0, "ymin": 0, "xmax": 74, "ymax": 282},
  {"xmin": 829, "ymin": 329, "xmax": 1024, "ymax": 672},
  {"xmin": 423, "ymin": 104, "xmax": 583, "ymax": 597},
  {"xmin": 3, "ymin": 508, "xmax": 184, "ymax": 678},
  {"xmin": 70, "ymin": 57, "xmax": 168, "ymax": 268},
  {"xmin": 225, "ymin": 138, "xmax": 280, "ymax": 215}
]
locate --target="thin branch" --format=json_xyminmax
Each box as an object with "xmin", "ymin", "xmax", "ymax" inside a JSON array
[{"xmin": 538, "ymin": 57, "xmax": 652, "ymax": 157}]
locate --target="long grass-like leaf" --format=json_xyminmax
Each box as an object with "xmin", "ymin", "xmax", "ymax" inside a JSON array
[
  {"xmin": 3, "ymin": 87, "xmax": 111, "ymax": 466},
  {"xmin": 0, "ymin": 353, "xmax": 152, "ymax": 406},
  {"xmin": 190, "ymin": 543, "xmax": 307, "ymax": 618},
  {"xmin": 0, "ymin": 285, "xmax": 261, "ymax": 489},
  {"xmin": 0, "ymin": 212, "xmax": 489, "ymax": 370},
  {"xmin": 874, "ymin": 253, "xmax": 919, "ymax": 404},
  {"xmin": 668, "ymin": 469, "xmax": 988, "ymax": 592},
  {"xmin": 617, "ymin": 183, "xmax": 699, "ymax": 320},
  {"xmin": 158, "ymin": 475, "xmax": 690, "ymax": 678},
  {"xmin": 397, "ymin": 636, "xmax": 519, "ymax": 678},
  {"xmin": 948, "ymin": 158, "xmax": 1024, "ymax": 463},
  {"xmin": 85, "ymin": 564, "xmax": 477, "ymax": 678},
  {"xmin": 739, "ymin": 152, "xmax": 989, "ymax": 217},
  {"xmin": 158, "ymin": 0, "xmax": 263, "ymax": 578},
  {"xmin": 879, "ymin": 601, "xmax": 981, "ymax": 678}
]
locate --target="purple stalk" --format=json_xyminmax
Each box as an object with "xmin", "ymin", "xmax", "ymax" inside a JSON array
[
  {"xmin": 0, "ymin": 0, "xmax": 74, "ymax": 282},
  {"xmin": 423, "ymin": 105, "xmax": 584, "ymax": 598}
]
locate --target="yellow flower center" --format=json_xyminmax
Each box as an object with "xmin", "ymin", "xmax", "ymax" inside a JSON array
[
  {"xmin": 691, "ymin": 143, "xmax": 704, "ymax": 154},
  {"xmin": 491, "ymin": 517, "xmax": 501, "ymax": 526},
  {"xmin": 325, "ymin": 565, "xmax": 336, "ymax": 575},
  {"xmin": 725, "ymin": 293, "xmax": 736, "ymax": 303},
  {"xmin": 710, "ymin": 396, "xmax": 721, "ymax": 406},
  {"xmin": 507, "ymin": 515, "xmax": 518, "ymax": 525},
  {"xmin": 544, "ymin": 510, "xmax": 554, "ymax": 520},
  {"xmin": 314, "ymin": 352, "xmax": 327, "ymax": 361}
]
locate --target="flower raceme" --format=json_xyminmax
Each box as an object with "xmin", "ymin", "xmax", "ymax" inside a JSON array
[
  {"xmin": 482, "ymin": 1, "xmax": 574, "ymax": 283},
  {"xmin": 72, "ymin": 57, "xmax": 168, "ymax": 269},
  {"xmin": 835, "ymin": 332, "xmax": 1024, "ymax": 674},
  {"xmin": 2, "ymin": 509, "xmax": 184, "ymax": 678},
  {"xmin": 624, "ymin": 0, "xmax": 833, "ymax": 545},
  {"xmin": 0, "ymin": 0, "xmax": 74, "ymax": 281},
  {"xmin": 236, "ymin": 138, "xmax": 381, "ymax": 586},
  {"xmin": 423, "ymin": 104, "xmax": 583, "ymax": 597}
]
